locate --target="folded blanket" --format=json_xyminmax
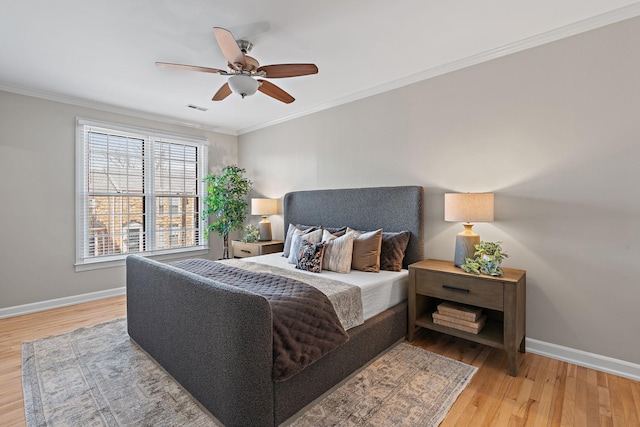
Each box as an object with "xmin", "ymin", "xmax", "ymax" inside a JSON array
[{"xmin": 171, "ymin": 258, "xmax": 350, "ymax": 381}]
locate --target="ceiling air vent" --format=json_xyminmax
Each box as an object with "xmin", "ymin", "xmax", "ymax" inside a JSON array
[{"xmin": 186, "ymin": 104, "xmax": 208, "ymax": 112}]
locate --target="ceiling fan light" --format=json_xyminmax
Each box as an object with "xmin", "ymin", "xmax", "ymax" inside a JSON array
[{"xmin": 228, "ymin": 74, "xmax": 259, "ymax": 98}]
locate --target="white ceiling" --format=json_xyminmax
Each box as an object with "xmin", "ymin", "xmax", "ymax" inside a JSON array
[{"xmin": 1, "ymin": 0, "xmax": 639, "ymax": 135}]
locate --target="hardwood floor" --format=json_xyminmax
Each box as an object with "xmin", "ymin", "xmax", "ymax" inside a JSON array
[{"xmin": 1, "ymin": 296, "xmax": 638, "ymax": 426}]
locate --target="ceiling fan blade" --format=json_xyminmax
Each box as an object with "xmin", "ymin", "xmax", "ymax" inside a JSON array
[
  {"xmin": 155, "ymin": 62, "xmax": 227, "ymax": 74},
  {"xmin": 212, "ymin": 83, "xmax": 232, "ymax": 101},
  {"xmin": 257, "ymin": 64, "xmax": 318, "ymax": 78},
  {"xmin": 257, "ymin": 80, "xmax": 295, "ymax": 104},
  {"xmin": 213, "ymin": 27, "xmax": 246, "ymax": 70}
]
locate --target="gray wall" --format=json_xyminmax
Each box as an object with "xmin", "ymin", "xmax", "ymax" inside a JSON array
[
  {"xmin": 0, "ymin": 91, "xmax": 237, "ymax": 308},
  {"xmin": 239, "ymin": 17, "xmax": 640, "ymax": 364}
]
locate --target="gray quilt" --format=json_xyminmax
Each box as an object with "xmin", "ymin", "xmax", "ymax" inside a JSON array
[{"xmin": 170, "ymin": 258, "xmax": 353, "ymax": 381}]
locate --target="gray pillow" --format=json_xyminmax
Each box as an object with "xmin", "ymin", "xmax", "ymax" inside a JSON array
[{"xmin": 323, "ymin": 226, "xmax": 347, "ymax": 237}]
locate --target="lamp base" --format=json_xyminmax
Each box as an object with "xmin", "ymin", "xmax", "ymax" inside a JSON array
[
  {"xmin": 454, "ymin": 223, "xmax": 480, "ymax": 267},
  {"xmin": 258, "ymin": 218, "xmax": 272, "ymax": 241}
]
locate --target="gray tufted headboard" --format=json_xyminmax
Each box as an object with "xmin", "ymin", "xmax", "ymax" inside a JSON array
[{"xmin": 283, "ymin": 185, "xmax": 424, "ymax": 268}]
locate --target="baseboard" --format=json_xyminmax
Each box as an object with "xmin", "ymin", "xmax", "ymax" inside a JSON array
[
  {"xmin": 0, "ymin": 287, "xmax": 126, "ymax": 319},
  {"xmin": 526, "ymin": 338, "xmax": 640, "ymax": 381}
]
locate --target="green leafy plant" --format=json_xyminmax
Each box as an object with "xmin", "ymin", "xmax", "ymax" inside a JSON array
[
  {"xmin": 203, "ymin": 165, "xmax": 253, "ymax": 259},
  {"xmin": 242, "ymin": 224, "xmax": 260, "ymax": 243},
  {"xmin": 461, "ymin": 241, "xmax": 509, "ymax": 277}
]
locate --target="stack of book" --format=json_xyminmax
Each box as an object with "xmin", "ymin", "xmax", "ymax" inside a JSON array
[{"xmin": 432, "ymin": 302, "xmax": 486, "ymax": 334}]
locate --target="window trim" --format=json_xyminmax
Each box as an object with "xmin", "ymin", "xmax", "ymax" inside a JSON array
[{"xmin": 75, "ymin": 118, "xmax": 209, "ymax": 271}]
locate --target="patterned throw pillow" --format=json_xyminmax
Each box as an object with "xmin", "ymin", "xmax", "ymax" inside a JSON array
[
  {"xmin": 322, "ymin": 230, "xmax": 355, "ymax": 273},
  {"xmin": 295, "ymin": 240, "xmax": 326, "ymax": 273}
]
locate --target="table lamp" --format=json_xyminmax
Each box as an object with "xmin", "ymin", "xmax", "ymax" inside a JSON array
[
  {"xmin": 444, "ymin": 193, "xmax": 494, "ymax": 267},
  {"xmin": 251, "ymin": 198, "xmax": 278, "ymax": 241}
]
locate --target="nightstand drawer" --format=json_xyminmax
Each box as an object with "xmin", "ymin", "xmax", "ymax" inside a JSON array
[
  {"xmin": 232, "ymin": 242, "xmax": 260, "ymax": 258},
  {"xmin": 415, "ymin": 270, "xmax": 504, "ymax": 310}
]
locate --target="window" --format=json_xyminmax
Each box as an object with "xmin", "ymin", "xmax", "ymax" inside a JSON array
[{"xmin": 76, "ymin": 119, "xmax": 208, "ymax": 269}]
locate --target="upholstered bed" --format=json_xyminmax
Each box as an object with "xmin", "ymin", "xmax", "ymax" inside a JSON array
[{"xmin": 126, "ymin": 185, "xmax": 424, "ymax": 426}]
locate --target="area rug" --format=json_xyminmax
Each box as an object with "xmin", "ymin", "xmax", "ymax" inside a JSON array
[
  {"xmin": 23, "ymin": 318, "xmax": 477, "ymax": 426},
  {"xmin": 288, "ymin": 342, "xmax": 476, "ymax": 427}
]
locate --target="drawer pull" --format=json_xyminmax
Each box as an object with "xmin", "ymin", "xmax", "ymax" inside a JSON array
[
  {"xmin": 241, "ymin": 249, "xmax": 251, "ymax": 253},
  {"xmin": 442, "ymin": 285, "xmax": 470, "ymax": 294}
]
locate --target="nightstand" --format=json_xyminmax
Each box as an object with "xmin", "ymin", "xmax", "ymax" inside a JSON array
[
  {"xmin": 408, "ymin": 259, "xmax": 526, "ymax": 376},
  {"xmin": 231, "ymin": 240, "xmax": 284, "ymax": 258}
]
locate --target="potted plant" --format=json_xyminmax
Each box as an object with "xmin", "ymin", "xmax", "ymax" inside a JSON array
[
  {"xmin": 461, "ymin": 241, "xmax": 509, "ymax": 276},
  {"xmin": 203, "ymin": 165, "xmax": 253, "ymax": 259}
]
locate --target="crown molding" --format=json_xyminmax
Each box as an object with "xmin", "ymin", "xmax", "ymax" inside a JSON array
[
  {"xmin": 0, "ymin": 82, "xmax": 238, "ymax": 136},
  {"xmin": 237, "ymin": 2, "xmax": 640, "ymax": 135}
]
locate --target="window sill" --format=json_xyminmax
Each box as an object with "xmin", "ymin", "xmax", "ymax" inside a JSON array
[{"xmin": 75, "ymin": 247, "xmax": 209, "ymax": 272}]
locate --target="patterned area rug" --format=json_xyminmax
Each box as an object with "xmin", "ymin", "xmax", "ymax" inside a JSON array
[
  {"xmin": 22, "ymin": 318, "xmax": 477, "ymax": 426},
  {"xmin": 289, "ymin": 342, "xmax": 477, "ymax": 427}
]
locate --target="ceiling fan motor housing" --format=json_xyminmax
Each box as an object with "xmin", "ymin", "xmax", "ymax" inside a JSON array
[
  {"xmin": 236, "ymin": 39, "xmax": 253, "ymax": 53},
  {"xmin": 227, "ymin": 55, "xmax": 260, "ymax": 73}
]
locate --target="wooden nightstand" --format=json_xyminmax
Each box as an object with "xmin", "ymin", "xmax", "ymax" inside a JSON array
[
  {"xmin": 231, "ymin": 240, "xmax": 284, "ymax": 258},
  {"xmin": 408, "ymin": 259, "xmax": 526, "ymax": 376}
]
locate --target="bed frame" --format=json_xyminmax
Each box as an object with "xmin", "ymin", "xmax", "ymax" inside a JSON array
[{"xmin": 126, "ymin": 185, "xmax": 424, "ymax": 426}]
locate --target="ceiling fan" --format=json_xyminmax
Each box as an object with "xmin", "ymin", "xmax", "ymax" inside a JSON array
[{"xmin": 156, "ymin": 27, "xmax": 318, "ymax": 104}]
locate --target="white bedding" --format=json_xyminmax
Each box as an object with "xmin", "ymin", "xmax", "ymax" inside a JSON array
[{"xmin": 242, "ymin": 252, "xmax": 408, "ymax": 321}]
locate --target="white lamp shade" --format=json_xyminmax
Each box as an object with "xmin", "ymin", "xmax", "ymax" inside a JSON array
[
  {"xmin": 251, "ymin": 198, "xmax": 278, "ymax": 216},
  {"xmin": 444, "ymin": 193, "xmax": 494, "ymax": 223},
  {"xmin": 228, "ymin": 74, "xmax": 260, "ymax": 98}
]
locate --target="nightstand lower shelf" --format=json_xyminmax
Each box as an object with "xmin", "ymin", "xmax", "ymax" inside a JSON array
[{"xmin": 415, "ymin": 313, "xmax": 504, "ymax": 349}]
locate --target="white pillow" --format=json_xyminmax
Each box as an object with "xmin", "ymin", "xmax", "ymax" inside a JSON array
[
  {"xmin": 282, "ymin": 223, "xmax": 317, "ymax": 257},
  {"xmin": 321, "ymin": 230, "xmax": 355, "ymax": 273},
  {"xmin": 287, "ymin": 228, "xmax": 323, "ymax": 264}
]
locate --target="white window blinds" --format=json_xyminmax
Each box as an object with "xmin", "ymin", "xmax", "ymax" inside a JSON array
[{"xmin": 76, "ymin": 119, "xmax": 208, "ymax": 268}]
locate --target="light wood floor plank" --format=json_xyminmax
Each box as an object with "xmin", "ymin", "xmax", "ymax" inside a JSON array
[
  {"xmin": 561, "ymin": 363, "xmax": 578, "ymax": 426},
  {"xmin": 608, "ymin": 374, "xmax": 628, "ymax": 427},
  {"xmin": 1, "ymin": 296, "xmax": 640, "ymax": 426},
  {"xmin": 619, "ymin": 374, "xmax": 640, "ymax": 426},
  {"xmin": 632, "ymin": 377, "xmax": 640, "ymax": 421},
  {"xmin": 515, "ymin": 377, "xmax": 535, "ymax": 421},
  {"xmin": 587, "ymin": 368, "xmax": 602, "ymax": 427},
  {"xmin": 576, "ymin": 366, "xmax": 590, "ymax": 426},
  {"xmin": 549, "ymin": 361, "xmax": 568, "ymax": 426}
]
